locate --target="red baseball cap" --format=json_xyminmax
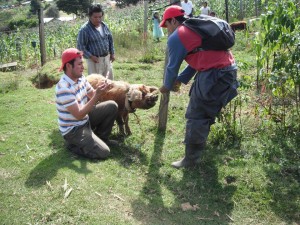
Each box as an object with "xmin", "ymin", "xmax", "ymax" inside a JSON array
[
  {"xmin": 59, "ymin": 48, "xmax": 83, "ymax": 71},
  {"xmin": 160, "ymin": 5, "xmax": 185, "ymax": 28}
]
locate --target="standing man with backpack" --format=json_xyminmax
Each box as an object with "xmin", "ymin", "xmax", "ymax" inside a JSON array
[{"xmin": 159, "ymin": 5, "xmax": 239, "ymax": 169}]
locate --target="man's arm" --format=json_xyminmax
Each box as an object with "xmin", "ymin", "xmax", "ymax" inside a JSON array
[
  {"xmin": 77, "ymin": 28, "xmax": 92, "ymax": 59},
  {"xmin": 177, "ymin": 65, "xmax": 197, "ymax": 84},
  {"xmin": 160, "ymin": 32, "xmax": 186, "ymax": 93},
  {"xmin": 67, "ymin": 83, "xmax": 109, "ymax": 120}
]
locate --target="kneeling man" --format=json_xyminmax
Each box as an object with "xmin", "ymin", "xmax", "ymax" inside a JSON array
[{"xmin": 55, "ymin": 48, "xmax": 118, "ymax": 159}]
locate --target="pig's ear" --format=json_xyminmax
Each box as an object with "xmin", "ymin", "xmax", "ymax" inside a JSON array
[
  {"xmin": 138, "ymin": 84, "xmax": 147, "ymax": 92},
  {"xmin": 149, "ymin": 86, "xmax": 159, "ymax": 93},
  {"xmin": 127, "ymin": 88, "xmax": 142, "ymax": 101}
]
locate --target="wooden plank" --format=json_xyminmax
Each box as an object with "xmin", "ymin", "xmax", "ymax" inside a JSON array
[
  {"xmin": 0, "ymin": 62, "xmax": 18, "ymax": 68},
  {"xmin": 0, "ymin": 62, "xmax": 18, "ymax": 70}
]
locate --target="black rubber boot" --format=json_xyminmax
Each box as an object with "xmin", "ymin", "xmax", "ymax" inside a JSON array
[{"xmin": 171, "ymin": 143, "xmax": 205, "ymax": 169}]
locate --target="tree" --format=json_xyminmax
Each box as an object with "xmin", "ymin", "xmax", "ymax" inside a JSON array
[
  {"xmin": 45, "ymin": 5, "xmax": 60, "ymax": 18},
  {"xmin": 56, "ymin": 0, "xmax": 92, "ymax": 17},
  {"xmin": 30, "ymin": 0, "xmax": 42, "ymax": 15},
  {"xmin": 116, "ymin": 0, "xmax": 139, "ymax": 8}
]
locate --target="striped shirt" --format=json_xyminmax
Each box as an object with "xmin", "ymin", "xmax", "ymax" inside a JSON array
[
  {"xmin": 77, "ymin": 20, "xmax": 115, "ymax": 59},
  {"xmin": 55, "ymin": 74, "xmax": 93, "ymax": 136}
]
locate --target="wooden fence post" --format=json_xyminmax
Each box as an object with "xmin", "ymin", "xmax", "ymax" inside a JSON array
[
  {"xmin": 38, "ymin": 8, "xmax": 46, "ymax": 66},
  {"xmin": 158, "ymin": 47, "xmax": 170, "ymax": 130}
]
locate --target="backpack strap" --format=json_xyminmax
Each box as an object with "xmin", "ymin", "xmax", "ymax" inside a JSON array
[
  {"xmin": 187, "ymin": 46, "xmax": 204, "ymax": 55},
  {"xmin": 187, "ymin": 46, "xmax": 230, "ymax": 55}
]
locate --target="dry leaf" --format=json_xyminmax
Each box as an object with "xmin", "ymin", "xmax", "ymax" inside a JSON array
[
  {"xmin": 181, "ymin": 202, "xmax": 198, "ymax": 211},
  {"xmin": 226, "ymin": 214, "xmax": 234, "ymax": 221},
  {"xmin": 113, "ymin": 194, "xmax": 125, "ymax": 201},
  {"xmin": 46, "ymin": 180, "xmax": 53, "ymax": 190},
  {"xmin": 64, "ymin": 188, "xmax": 73, "ymax": 199},
  {"xmin": 213, "ymin": 211, "xmax": 220, "ymax": 217},
  {"xmin": 197, "ymin": 217, "xmax": 213, "ymax": 221},
  {"xmin": 95, "ymin": 192, "xmax": 102, "ymax": 197},
  {"xmin": 193, "ymin": 204, "xmax": 200, "ymax": 210},
  {"xmin": 62, "ymin": 178, "xmax": 68, "ymax": 191}
]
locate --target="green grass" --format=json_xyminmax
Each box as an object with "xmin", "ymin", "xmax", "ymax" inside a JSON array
[{"xmin": 0, "ymin": 32, "xmax": 299, "ymax": 225}]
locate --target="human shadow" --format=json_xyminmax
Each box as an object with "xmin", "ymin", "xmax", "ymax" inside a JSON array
[
  {"xmin": 107, "ymin": 125, "xmax": 152, "ymax": 168},
  {"xmin": 264, "ymin": 127, "xmax": 300, "ymax": 223},
  {"xmin": 131, "ymin": 129, "xmax": 236, "ymax": 224},
  {"xmin": 25, "ymin": 129, "xmax": 93, "ymax": 188}
]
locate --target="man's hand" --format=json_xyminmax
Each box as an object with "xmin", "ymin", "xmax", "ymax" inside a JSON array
[
  {"xmin": 90, "ymin": 55, "xmax": 99, "ymax": 63},
  {"xmin": 159, "ymin": 86, "xmax": 169, "ymax": 93},
  {"xmin": 172, "ymin": 80, "xmax": 181, "ymax": 92},
  {"xmin": 95, "ymin": 82, "xmax": 110, "ymax": 96},
  {"xmin": 110, "ymin": 54, "xmax": 115, "ymax": 62}
]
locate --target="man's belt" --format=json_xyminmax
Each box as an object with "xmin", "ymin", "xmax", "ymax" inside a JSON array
[{"xmin": 95, "ymin": 53, "xmax": 108, "ymax": 57}]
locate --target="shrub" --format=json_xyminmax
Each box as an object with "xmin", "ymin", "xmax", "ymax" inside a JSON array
[
  {"xmin": 31, "ymin": 59, "xmax": 61, "ymax": 88},
  {"xmin": 0, "ymin": 72, "xmax": 19, "ymax": 93},
  {"xmin": 45, "ymin": 5, "xmax": 60, "ymax": 18},
  {"xmin": 7, "ymin": 18, "xmax": 38, "ymax": 30}
]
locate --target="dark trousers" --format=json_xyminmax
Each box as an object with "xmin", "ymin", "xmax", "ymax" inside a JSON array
[
  {"xmin": 184, "ymin": 65, "xmax": 239, "ymax": 145},
  {"xmin": 63, "ymin": 100, "xmax": 118, "ymax": 159}
]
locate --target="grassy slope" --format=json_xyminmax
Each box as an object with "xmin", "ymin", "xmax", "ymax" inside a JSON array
[{"xmin": 0, "ymin": 34, "xmax": 299, "ymax": 225}]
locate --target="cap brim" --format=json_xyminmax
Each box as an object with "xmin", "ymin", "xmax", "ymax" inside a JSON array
[{"xmin": 160, "ymin": 19, "xmax": 167, "ymax": 28}]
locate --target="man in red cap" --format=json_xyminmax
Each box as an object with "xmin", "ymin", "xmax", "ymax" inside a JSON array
[
  {"xmin": 159, "ymin": 5, "xmax": 239, "ymax": 168},
  {"xmin": 55, "ymin": 48, "xmax": 118, "ymax": 159}
]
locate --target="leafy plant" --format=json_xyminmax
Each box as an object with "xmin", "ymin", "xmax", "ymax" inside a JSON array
[{"xmin": 253, "ymin": 0, "xmax": 300, "ymax": 127}]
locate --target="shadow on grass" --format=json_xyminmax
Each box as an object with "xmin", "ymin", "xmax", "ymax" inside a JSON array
[
  {"xmin": 25, "ymin": 129, "xmax": 93, "ymax": 188},
  {"xmin": 106, "ymin": 126, "xmax": 151, "ymax": 168},
  {"xmin": 263, "ymin": 127, "xmax": 300, "ymax": 223},
  {"xmin": 131, "ymin": 129, "xmax": 236, "ymax": 224}
]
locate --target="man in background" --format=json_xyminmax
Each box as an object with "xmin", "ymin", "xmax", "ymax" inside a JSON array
[
  {"xmin": 181, "ymin": 0, "xmax": 194, "ymax": 17},
  {"xmin": 77, "ymin": 4, "xmax": 115, "ymax": 79},
  {"xmin": 200, "ymin": 1, "xmax": 210, "ymax": 15}
]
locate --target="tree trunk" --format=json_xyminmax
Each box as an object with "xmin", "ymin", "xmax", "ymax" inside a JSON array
[
  {"xmin": 143, "ymin": 0, "xmax": 148, "ymax": 40},
  {"xmin": 239, "ymin": 0, "xmax": 243, "ymax": 20},
  {"xmin": 225, "ymin": 0, "xmax": 229, "ymax": 22}
]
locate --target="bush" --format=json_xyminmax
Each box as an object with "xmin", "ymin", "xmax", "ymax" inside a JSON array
[
  {"xmin": 7, "ymin": 18, "xmax": 38, "ymax": 30},
  {"xmin": 45, "ymin": 5, "xmax": 59, "ymax": 18},
  {"xmin": 31, "ymin": 59, "xmax": 61, "ymax": 88},
  {"xmin": 0, "ymin": 72, "xmax": 19, "ymax": 93}
]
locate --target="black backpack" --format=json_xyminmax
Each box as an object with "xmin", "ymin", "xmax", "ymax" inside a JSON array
[{"xmin": 183, "ymin": 15, "xmax": 235, "ymax": 53}]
